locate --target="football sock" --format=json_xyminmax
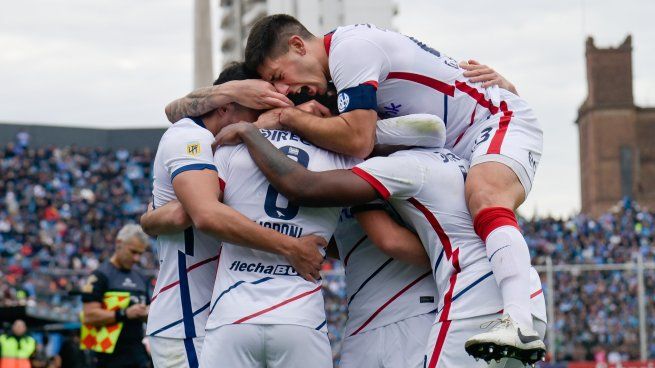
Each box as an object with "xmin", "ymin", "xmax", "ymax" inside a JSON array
[{"xmin": 474, "ymin": 207, "xmax": 534, "ymax": 331}]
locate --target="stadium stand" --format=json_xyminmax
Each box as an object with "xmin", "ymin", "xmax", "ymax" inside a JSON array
[{"xmin": 1, "ymin": 136, "xmax": 654, "ymax": 367}]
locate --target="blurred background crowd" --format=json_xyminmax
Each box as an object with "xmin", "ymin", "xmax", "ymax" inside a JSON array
[{"xmin": 1, "ymin": 136, "xmax": 654, "ymax": 367}]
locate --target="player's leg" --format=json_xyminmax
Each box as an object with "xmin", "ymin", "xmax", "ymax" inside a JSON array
[
  {"xmin": 467, "ymin": 161, "xmax": 534, "ymax": 330},
  {"xmin": 198, "ymin": 325, "xmax": 264, "ymax": 368},
  {"xmin": 149, "ymin": 336, "xmax": 203, "ymax": 368},
  {"xmin": 381, "ymin": 312, "xmax": 434, "ymax": 368},
  {"xmin": 464, "ymin": 108, "xmax": 545, "ymax": 362},
  {"xmin": 264, "ymin": 324, "xmax": 332, "ymax": 368}
]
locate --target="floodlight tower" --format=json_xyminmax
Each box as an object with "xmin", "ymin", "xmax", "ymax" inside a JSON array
[{"xmin": 194, "ymin": 0, "xmax": 214, "ymax": 88}]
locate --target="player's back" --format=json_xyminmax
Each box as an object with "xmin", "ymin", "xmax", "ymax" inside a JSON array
[
  {"xmin": 206, "ymin": 129, "xmax": 357, "ymax": 332},
  {"xmin": 353, "ymin": 148, "xmax": 545, "ymax": 323},
  {"xmin": 334, "ymin": 209, "xmax": 437, "ymax": 337},
  {"xmin": 147, "ymin": 118, "xmax": 220, "ymax": 339},
  {"xmin": 328, "ymin": 24, "xmax": 528, "ymax": 149}
]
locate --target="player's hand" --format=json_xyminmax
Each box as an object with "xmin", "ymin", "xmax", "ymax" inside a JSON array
[
  {"xmin": 284, "ymin": 235, "xmax": 327, "ymax": 283},
  {"xmin": 254, "ymin": 108, "xmax": 284, "ymax": 130},
  {"xmin": 215, "ymin": 122, "xmax": 256, "ymax": 146},
  {"xmin": 230, "ymin": 80, "xmax": 294, "ymax": 110},
  {"xmin": 459, "ymin": 59, "xmax": 518, "ymax": 95},
  {"xmin": 125, "ymin": 304, "xmax": 148, "ymax": 319},
  {"xmin": 296, "ymin": 100, "xmax": 331, "ymax": 117},
  {"xmin": 140, "ymin": 202, "xmax": 156, "ymax": 237}
]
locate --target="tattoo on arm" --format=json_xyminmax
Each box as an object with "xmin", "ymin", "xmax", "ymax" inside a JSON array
[
  {"xmin": 165, "ymin": 86, "xmax": 220, "ymax": 123},
  {"xmin": 241, "ymin": 128, "xmax": 300, "ymax": 182},
  {"xmin": 239, "ymin": 127, "xmax": 378, "ymax": 207}
]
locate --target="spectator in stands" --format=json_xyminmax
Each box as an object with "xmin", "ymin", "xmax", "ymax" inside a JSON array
[
  {"xmin": 15, "ymin": 130, "xmax": 30, "ymax": 151},
  {"xmin": 0, "ymin": 319, "xmax": 36, "ymax": 368}
]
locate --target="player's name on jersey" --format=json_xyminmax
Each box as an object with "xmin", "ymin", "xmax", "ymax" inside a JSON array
[
  {"xmin": 258, "ymin": 221, "xmax": 304, "ymax": 238},
  {"xmin": 259, "ymin": 129, "xmax": 312, "ymax": 146},
  {"xmin": 228, "ymin": 260, "xmax": 299, "ymax": 277}
]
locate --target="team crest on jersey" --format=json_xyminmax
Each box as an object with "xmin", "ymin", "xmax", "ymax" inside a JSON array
[
  {"xmin": 186, "ymin": 142, "xmax": 201, "ymax": 156},
  {"xmin": 337, "ymin": 92, "xmax": 350, "ymax": 113}
]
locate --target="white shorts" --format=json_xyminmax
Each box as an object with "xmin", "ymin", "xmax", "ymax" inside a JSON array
[
  {"xmin": 199, "ymin": 324, "xmax": 332, "ymax": 368},
  {"xmin": 452, "ymin": 96, "xmax": 543, "ymax": 196},
  {"xmin": 340, "ymin": 313, "xmax": 434, "ymax": 368},
  {"xmin": 422, "ymin": 314, "xmax": 546, "ymax": 368},
  {"xmin": 149, "ymin": 335, "xmax": 204, "ymax": 368}
]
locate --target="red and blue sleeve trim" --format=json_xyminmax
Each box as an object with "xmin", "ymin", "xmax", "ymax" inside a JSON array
[
  {"xmin": 171, "ymin": 163, "xmax": 217, "ymax": 181},
  {"xmin": 351, "ymin": 167, "xmax": 391, "ymax": 200}
]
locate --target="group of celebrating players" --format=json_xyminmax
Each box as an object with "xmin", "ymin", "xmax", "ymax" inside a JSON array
[{"xmin": 140, "ymin": 14, "xmax": 547, "ymax": 368}]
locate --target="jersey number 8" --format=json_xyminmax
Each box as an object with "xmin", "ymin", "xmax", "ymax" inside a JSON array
[{"xmin": 264, "ymin": 146, "xmax": 310, "ymax": 220}]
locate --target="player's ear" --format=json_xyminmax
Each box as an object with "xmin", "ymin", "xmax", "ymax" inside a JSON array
[
  {"xmin": 288, "ymin": 35, "xmax": 306, "ymax": 56},
  {"xmin": 217, "ymin": 104, "xmax": 232, "ymax": 117}
]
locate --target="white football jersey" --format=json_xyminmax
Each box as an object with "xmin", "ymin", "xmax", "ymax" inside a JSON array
[
  {"xmin": 206, "ymin": 129, "xmax": 359, "ymax": 332},
  {"xmin": 333, "ymin": 209, "xmax": 437, "ymax": 337},
  {"xmin": 351, "ymin": 149, "xmax": 546, "ymax": 323},
  {"xmin": 147, "ymin": 118, "xmax": 221, "ymax": 339},
  {"xmin": 326, "ymin": 24, "xmax": 527, "ymax": 153}
]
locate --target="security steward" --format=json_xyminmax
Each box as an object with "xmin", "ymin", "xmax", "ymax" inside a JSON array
[
  {"xmin": 0, "ymin": 320, "xmax": 36, "ymax": 368},
  {"xmin": 80, "ymin": 224, "xmax": 151, "ymax": 368}
]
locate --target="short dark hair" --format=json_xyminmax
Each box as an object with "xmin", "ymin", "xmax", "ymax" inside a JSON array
[
  {"xmin": 213, "ymin": 62, "xmax": 258, "ymax": 85},
  {"xmin": 288, "ymin": 82, "xmax": 339, "ymax": 116},
  {"xmin": 245, "ymin": 14, "xmax": 314, "ymax": 72}
]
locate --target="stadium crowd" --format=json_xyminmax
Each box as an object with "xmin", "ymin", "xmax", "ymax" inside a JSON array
[{"xmin": 1, "ymin": 137, "xmax": 654, "ymax": 365}]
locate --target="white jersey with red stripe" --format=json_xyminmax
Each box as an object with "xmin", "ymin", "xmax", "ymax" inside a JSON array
[
  {"xmin": 205, "ymin": 129, "xmax": 359, "ymax": 332},
  {"xmin": 146, "ymin": 117, "xmax": 221, "ymax": 339},
  {"xmin": 333, "ymin": 208, "xmax": 437, "ymax": 337},
  {"xmin": 327, "ymin": 24, "xmax": 543, "ymax": 194},
  {"xmin": 351, "ymin": 148, "xmax": 546, "ymax": 323}
]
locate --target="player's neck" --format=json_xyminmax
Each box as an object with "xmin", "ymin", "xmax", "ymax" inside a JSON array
[
  {"xmin": 308, "ymin": 36, "xmax": 331, "ymax": 80},
  {"xmin": 202, "ymin": 116, "xmax": 221, "ymax": 136}
]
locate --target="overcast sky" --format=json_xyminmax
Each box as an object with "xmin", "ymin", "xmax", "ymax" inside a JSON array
[{"xmin": 1, "ymin": 0, "xmax": 654, "ymax": 217}]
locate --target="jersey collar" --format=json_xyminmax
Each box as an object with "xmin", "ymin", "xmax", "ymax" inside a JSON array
[
  {"xmin": 323, "ymin": 31, "xmax": 334, "ymax": 56},
  {"xmin": 189, "ymin": 116, "xmax": 207, "ymax": 130}
]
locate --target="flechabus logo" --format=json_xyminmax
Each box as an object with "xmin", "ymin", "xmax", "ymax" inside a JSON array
[{"xmin": 229, "ymin": 260, "xmax": 299, "ymax": 277}]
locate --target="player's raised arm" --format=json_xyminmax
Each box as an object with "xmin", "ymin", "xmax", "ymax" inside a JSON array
[
  {"xmin": 277, "ymin": 107, "xmax": 378, "ymax": 159},
  {"xmin": 164, "ymin": 79, "xmax": 293, "ymax": 123},
  {"xmin": 352, "ymin": 207, "xmax": 430, "ymax": 267},
  {"xmin": 216, "ymin": 122, "xmax": 379, "ymax": 207}
]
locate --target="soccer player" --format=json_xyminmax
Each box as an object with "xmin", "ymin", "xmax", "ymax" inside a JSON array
[
  {"xmin": 144, "ymin": 116, "xmax": 358, "ymax": 367},
  {"xmin": 333, "ymin": 205, "xmax": 438, "ymax": 368},
  {"xmin": 214, "ymin": 121, "xmax": 548, "ymax": 367},
  {"xmin": 197, "ymin": 127, "xmax": 361, "ymax": 368},
  {"xmin": 227, "ymin": 14, "xmax": 546, "ymax": 357},
  {"xmin": 143, "ymin": 63, "xmax": 327, "ymax": 368}
]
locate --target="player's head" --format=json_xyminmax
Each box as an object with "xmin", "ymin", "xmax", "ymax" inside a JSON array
[
  {"xmin": 245, "ymin": 14, "xmax": 328, "ymax": 97},
  {"xmin": 12, "ymin": 319, "xmax": 27, "ymax": 336},
  {"xmin": 209, "ymin": 62, "xmax": 262, "ymax": 131},
  {"xmin": 113, "ymin": 224, "xmax": 148, "ymax": 270}
]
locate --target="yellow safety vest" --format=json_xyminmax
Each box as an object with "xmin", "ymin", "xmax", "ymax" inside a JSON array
[
  {"xmin": 80, "ymin": 291, "xmax": 131, "ymax": 354},
  {"xmin": 0, "ymin": 334, "xmax": 36, "ymax": 368}
]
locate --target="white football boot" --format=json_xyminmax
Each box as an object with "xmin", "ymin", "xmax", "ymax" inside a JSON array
[{"xmin": 465, "ymin": 315, "xmax": 546, "ymax": 366}]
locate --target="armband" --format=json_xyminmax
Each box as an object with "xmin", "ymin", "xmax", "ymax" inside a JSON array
[{"xmin": 337, "ymin": 84, "xmax": 377, "ymax": 113}]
